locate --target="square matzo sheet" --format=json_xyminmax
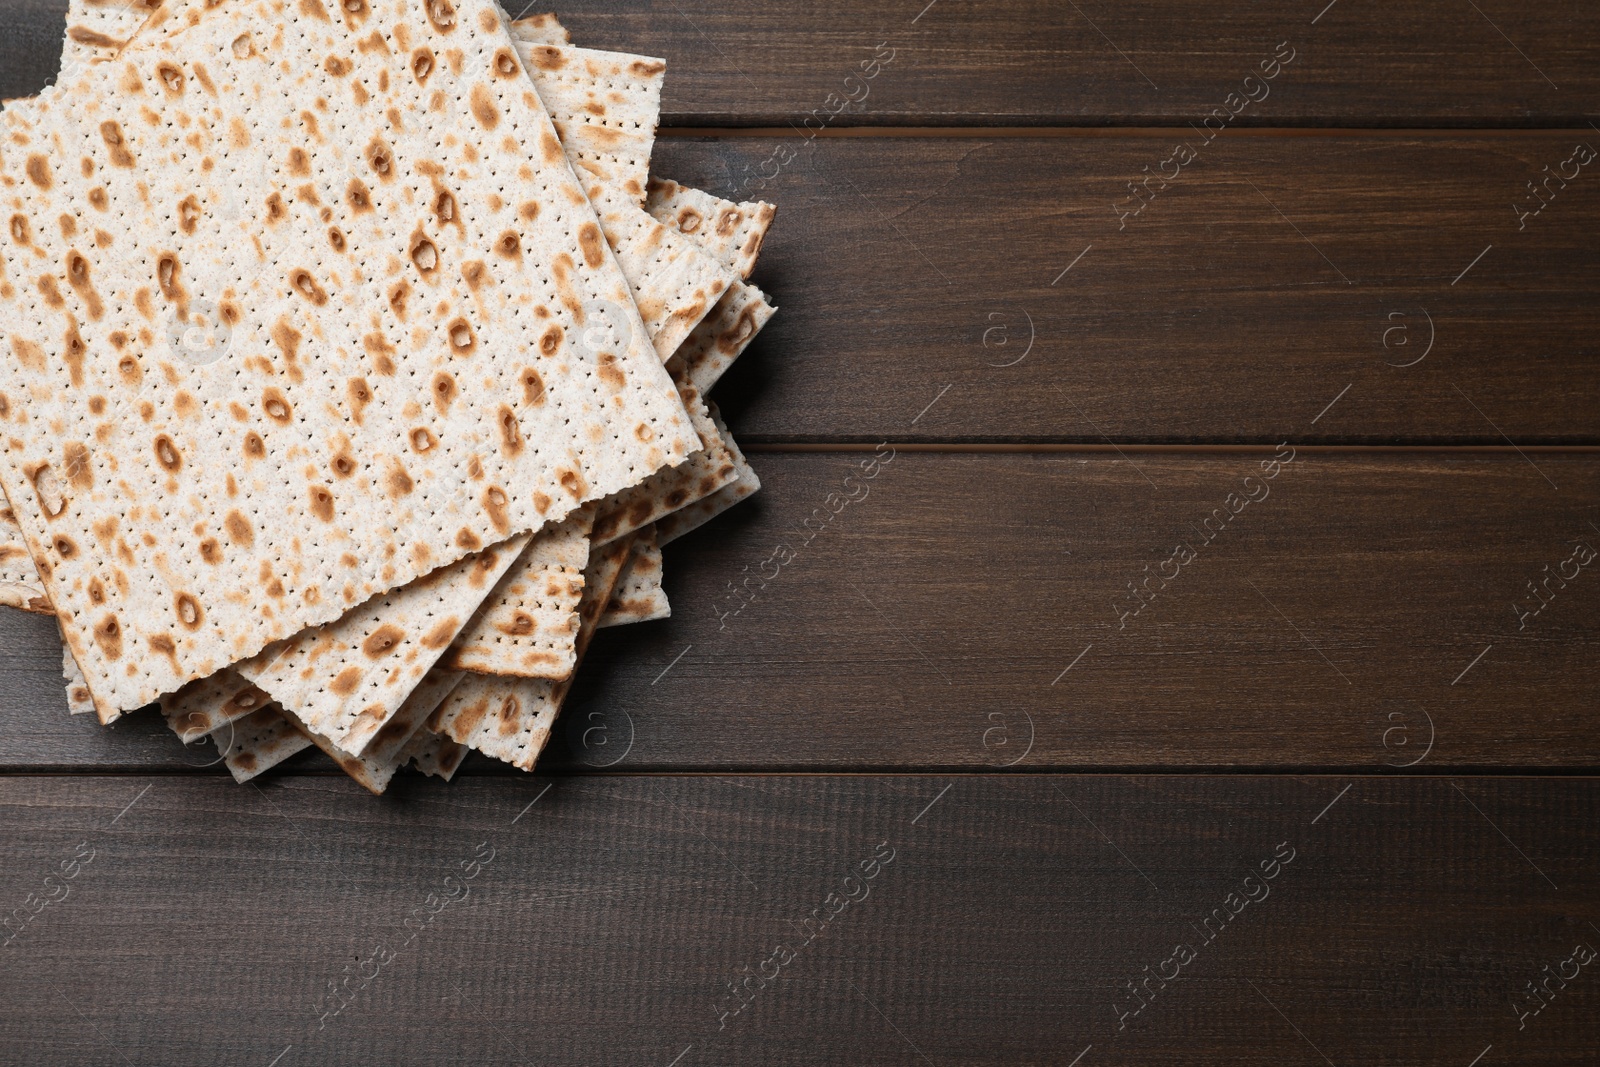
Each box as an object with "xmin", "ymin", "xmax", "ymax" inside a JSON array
[{"xmin": 0, "ymin": 0, "xmax": 697, "ymax": 717}]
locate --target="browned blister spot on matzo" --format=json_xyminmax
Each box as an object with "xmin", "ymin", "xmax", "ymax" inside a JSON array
[
  {"xmin": 597, "ymin": 352, "xmax": 625, "ymax": 390},
  {"xmin": 421, "ymin": 616, "xmax": 458, "ymax": 649},
  {"xmin": 430, "ymin": 371, "xmax": 456, "ymax": 412},
  {"xmin": 329, "ymin": 665, "xmax": 363, "ymax": 695},
  {"xmin": 496, "ymin": 405, "xmax": 522, "ymax": 455},
  {"xmin": 261, "ymin": 387, "xmax": 292, "ymax": 423},
  {"xmin": 224, "ymin": 509, "xmax": 253, "ymax": 547},
  {"xmin": 309, "ymin": 485, "xmax": 335, "ymax": 521},
  {"xmin": 447, "ymin": 316, "xmax": 475, "ymax": 354},
  {"xmin": 93, "ymin": 614, "xmax": 122, "ymax": 659},
  {"xmin": 362, "ymin": 624, "xmax": 404, "ymax": 657},
  {"xmin": 425, "ymin": 0, "xmax": 456, "ymax": 33},
  {"xmin": 153, "ymin": 434, "xmax": 182, "ymax": 472},
  {"xmin": 66, "ymin": 251, "xmax": 104, "ymax": 319},
  {"xmin": 346, "ymin": 178, "xmax": 372, "ymax": 212},
  {"xmin": 25, "ymin": 155, "xmax": 51, "ymax": 188},
  {"xmin": 409, "ymin": 230, "xmax": 438, "ymax": 278},
  {"xmin": 577, "ymin": 221, "xmax": 604, "ymax": 269},
  {"xmin": 383, "ymin": 457, "xmax": 413, "ymax": 497},
  {"xmin": 468, "ymin": 84, "xmax": 498, "ymax": 129}
]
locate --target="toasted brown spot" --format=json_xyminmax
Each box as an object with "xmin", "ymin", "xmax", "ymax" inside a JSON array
[
  {"xmin": 67, "ymin": 251, "xmax": 104, "ymax": 319},
  {"xmin": 431, "ymin": 371, "xmax": 457, "ymax": 412},
  {"xmin": 514, "ymin": 366, "xmax": 544, "ymax": 407},
  {"xmin": 496, "ymin": 229, "xmax": 520, "ymax": 259},
  {"xmin": 89, "ymin": 187, "xmax": 108, "ymax": 210},
  {"xmin": 497, "ymin": 611, "xmax": 536, "ymax": 636},
  {"xmin": 8, "ymin": 214, "xmax": 29, "ymax": 244},
  {"xmin": 87, "ymin": 578, "xmax": 106, "ymax": 605},
  {"xmin": 421, "ymin": 616, "xmax": 458, "ymax": 649},
  {"xmin": 539, "ymin": 131, "xmax": 562, "ymax": 164},
  {"xmin": 262, "ymin": 388, "xmax": 292, "ymax": 423},
  {"xmin": 224, "ymin": 509, "xmax": 253, "ymax": 547},
  {"xmin": 155, "ymin": 61, "xmax": 184, "ymax": 94},
  {"xmin": 412, "ymin": 47, "xmax": 434, "ymax": 82},
  {"xmin": 469, "ymin": 84, "xmax": 499, "ymax": 129},
  {"xmin": 426, "ymin": 0, "xmax": 455, "ymax": 32},
  {"xmin": 289, "ymin": 269, "xmax": 326, "ymax": 305},
  {"xmin": 384, "ymin": 458, "xmax": 413, "ymax": 497},
  {"xmin": 309, "ymin": 485, "xmax": 335, "ymax": 521},
  {"xmin": 287, "ymin": 147, "xmax": 310, "ymax": 176},
  {"xmin": 243, "ymin": 432, "xmax": 265, "ymax": 458},
  {"xmin": 99, "ymin": 121, "xmax": 135, "ymax": 167},
  {"xmin": 447, "ymin": 317, "xmax": 475, "ymax": 354},
  {"xmin": 461, "ymin": 259, "xmax": 485, "ymax": 291},
  {"xmin": 597, "ymin": 352, "xmax": 626, "ymax": 390},
  {"xmin": 558, "ymin": 469, "xmax": 586, "ymax": 498},
  {"xmin": 385, "ymin": 279, "xmax": 409, "ymax": 321},
  {"xmin": 409, "ymin": 427, "xmax": 437, "ymax": 452},
  {"xmin": 340, "ymin": 0, "xmax": 368, "ymax": 27},
  {"xmin": 153, "ymin": 434, "xmax": 182, "ymax": 472},
  {"xmin": 25, "ymin": 155, "xmax": 51, "ymax": 189},
  {"xmin": 529, "ymin": 45, "xmax": 562, "ymax": 71},
  {"xmin": 432, "ymin": 188, "xmax": 457, "ymax": 228},
  {"xmin": 174, "ymin": 592, "xmax": 202, "ymax": 629},
  {"xmin": 264, "ymin": 192, "xmax": 286, "ymax": 223},
  {"xmin": 59, "ymin": 213, "xmax": 77, "ymax": 238},
  {"xmin": 38, "ymin": 276, "xmax": 64, "ymax": 309},
  {"xmin": 347, "ymin": 377, "xmax": 371, "ymax": 421},
  {"xmin": 362, "ymin": 624, "xmax": 404, "ymax": 657},
  {"xmin": 483, "ymin": 486, "xmax": 510, "ymax": 532},
  {"xmin": 365, "ymin": 137, "xmax": 393, "ymax": 179},
  {"xmin": 676, "ymin": 207, "xmax": 702, "ymax": 234},
  {"xmin": 52, "ymin": 533, "xmax": 77, "ymax": 559},
  {"xmin": 495, "ymin": 695, "xmax": 521, "ymax": 736},
  {"xmin": 496, "ymin": 405, "xmax": 523, "ymax": 455},
  {"xmin": 577, "ymin": 222, "xmax": 604, "ymax": 268},
  {"xmin": 10, "ymin": 337, "xmax": 45, "ymax": 373},
  {"xmin": 93, "ymin": 614, "xmax": 123, "ymax": 660},
  {"xmin": 331, "ymin": 448, "xmax": 356, "ymax": 478},
  {"xmin": 410, "ymin": 232, "xmax": 438, "ymax": 276},
  {"xmin": 200, "ymin": 537, "xmax": 222, "ymax": 563},
  {"xmin": 346, "ymin": 178, "xmax": 372, "ymax": 212},
  {"xmin": 455, "ymin": 527, "xmax": 482, "ymax": 550},
  {"xmin": 329, "ymin": 665, "xmax": 363, "ymax": 695},
  {"xmin": 154, "ymin": 252, "xmax": 182, "ymax": 303},
  {"xmin": 518, "ymin": 200, "xmax": 539, "ymax": 221},
  {"xmin": 177, "ymin": 195, "xmax": 201, "ymax": 234},
  {"xmin": 324, "ymin": 55, "xmax": 350, "ymax": 76},
  {"xmin": 493, "ymin": 47, "xmax": 518, "ymax": 77}
]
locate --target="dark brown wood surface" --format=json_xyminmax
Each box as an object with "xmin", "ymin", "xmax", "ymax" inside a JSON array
[
  {"xmin": 2, "ymin": 775, "xmax": 1597, "ymax": 1067},
  {"xmin": 3, "ymin": 0, "xmax": 1599, "ymax": 1063},
  {"xmin": 656, "ymin": 134, "xmax": 1600, "ymax": 444}
]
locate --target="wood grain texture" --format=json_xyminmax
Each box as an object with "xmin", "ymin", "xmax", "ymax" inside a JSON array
[
  {"xmin": 0, "ymin": 774, "xmax": 1594, "ymax": 1066},
  {"xmin": 5, "ymin": 452, "xmax": 1597, "ymax": 773},
  {"xmin": 5, "ymin": 1, "xmax": 1599, "ymax": 125},
  {"xmin": 648, "ymin": 135, "xmax": 1600, "ymax": 444}
]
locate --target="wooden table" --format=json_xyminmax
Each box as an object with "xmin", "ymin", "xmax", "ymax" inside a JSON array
[{"xmin": 3, "ymin": 2, "xmax": 1599, "ymax": 1063}]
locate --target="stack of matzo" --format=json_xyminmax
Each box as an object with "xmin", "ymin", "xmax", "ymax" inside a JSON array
[{"xmin": 0, "ymin": 3, "xmax": 776, "ymax": 792}]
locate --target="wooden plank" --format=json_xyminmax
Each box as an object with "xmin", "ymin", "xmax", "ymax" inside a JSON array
[
  {"xmin": 0, "ymin": 774, "xmax": 1594, "ymax": 1064},
  {"xmin": 4, "ymin": 1, "xmax": 1599, "ymax": 125},
  {"xmin": 649, "ymin": 134, "xmax": 1600, "ymax": 443},
  {"xmin": 5, "ymin": 451, "xmax": 1599, "ymax": 772}
]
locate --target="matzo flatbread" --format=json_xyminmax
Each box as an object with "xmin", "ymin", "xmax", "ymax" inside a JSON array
[
  {"xmin": 213, "ymin": 704, "xmax": 311, "ymax": 784},
  {"xmin": 432, "ymin": 534, "xmax": 630, "ymax": 769},
  {"xmin": 646, "ymin": 179, "xmax": 776, "ymax": 281},
  {"xmin": 507, "ymin": 14, "xmax": 569, "ymax": 46},
  {"xmin": 0, "ymin": 0, "xmax": 698, "ymax": 719},
  {"xmin": 656, "ymin": 405, "xmax": 760, "ymax": 545},
  {"xmin": 440, "ymin": 505, "xmax": 591, "ymax": 679},
  {"xmin": 401, "ymin": 724, "xmax": 467, "ymax": 780},
  {"xmin": 160, "ymin": 668, "xmax": 268, "ymax": 743},
  {"xmin": 288, "ymin": 667, "xmax": 462, "ymax": 794},
  {"xmin": 597, "ymin": 525, "xmax": 667, "ymax": 627},
  {"xmin": 0, "ymin": 488, "xmax": 50, "ymax": 613},
  {"xmin": 667, "ymin": 282, "xmax": 776, "ymax": 395},
  {"xmin": 515, "ymin": 41, "xmax": 662, "ymax": 203},
  {"xmin": 233, "ymin": 535, "xmax": 527, "ymax": 754}
]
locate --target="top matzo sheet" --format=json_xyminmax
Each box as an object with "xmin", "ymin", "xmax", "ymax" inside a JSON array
[{"xmin": 0, "ymin": 0, "xmax": 697, "ymax": 717}]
